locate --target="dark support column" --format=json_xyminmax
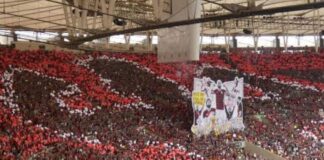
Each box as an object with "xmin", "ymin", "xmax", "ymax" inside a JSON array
[
  {"xmin": 232, "ymin": 36, "xmax": 237, "ymax": 49},
  {"xmin": 320, "ymin": 32, "xmax": 324, "ymax": 48},
  {"xmin": 59, "ymin": 32, "xmax": 64, "ymax": 41},
  {"xmin": 12, "ymin": 31, "xmax": 17, "ymax": 42},
  {"xmin": 275, "ymin": 36, "xmax": 280, "ymax": 49}
]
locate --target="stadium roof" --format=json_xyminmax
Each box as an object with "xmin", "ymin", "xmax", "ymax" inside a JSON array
[{"xmin": 0, "ymin": 0, "xmax": 323, "ymax": 37}]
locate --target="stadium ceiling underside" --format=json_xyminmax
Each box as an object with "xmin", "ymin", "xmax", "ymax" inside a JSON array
[{"xmin": 0, "ymin": 0, "xmax": 324, "ymax": 40}]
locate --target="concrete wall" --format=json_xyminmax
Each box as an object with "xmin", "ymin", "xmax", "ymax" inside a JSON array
[{"xmin": 244, "ymin": 141, "xmax": 285, "ymax": 160}]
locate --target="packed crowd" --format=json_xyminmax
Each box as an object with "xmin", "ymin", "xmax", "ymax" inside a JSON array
[
  {"xmin": 229, "ymin": 53, "xmax": 324, "ymax": 90},
  {"xmin": 0, "ymin": 48, "xmax": 323, "ymax": 159}
]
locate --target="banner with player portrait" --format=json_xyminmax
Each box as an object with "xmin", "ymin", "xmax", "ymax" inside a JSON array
[{"xmin": 191, "ymin": 77, "xmax": 245, "ymax": 137}]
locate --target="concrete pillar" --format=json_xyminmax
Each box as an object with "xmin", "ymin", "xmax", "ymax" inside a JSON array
[
  {"xmin": 314, "ymin": 34, "xmax": 320, "ymax": 53},
  {"xmin": 253, "ymin": 35, "xmax": 259, "ymax": 53},
  {"xmin": 297, "ymin": 36, "xmax": 301, "ymax": 47},
  {"xmin": 36, "ymin": 32, "xmax": 39, "ymax": 41},
  {"xmin": 283, "ymin": 35, "xmax": 288, "ymax": 53},
  {"xmin": 224, "ymin": 35, "xmax": 230, "ymax": 53},
  {"xmin": 313, "ymin": 10, "xmax": 320, "ymax": 53},
  {"xmin": 124, "ymin": 34, "xmax": 130, "ymax": 49}
]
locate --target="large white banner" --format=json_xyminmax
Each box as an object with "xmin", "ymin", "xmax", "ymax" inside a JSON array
[
  {"xmin": 157, "ymin": 0, "xmax": 201, "ymax": 63},
  {"xmin": 191, "ymin": 77, "xmax": 244, "ymax": 137}
]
